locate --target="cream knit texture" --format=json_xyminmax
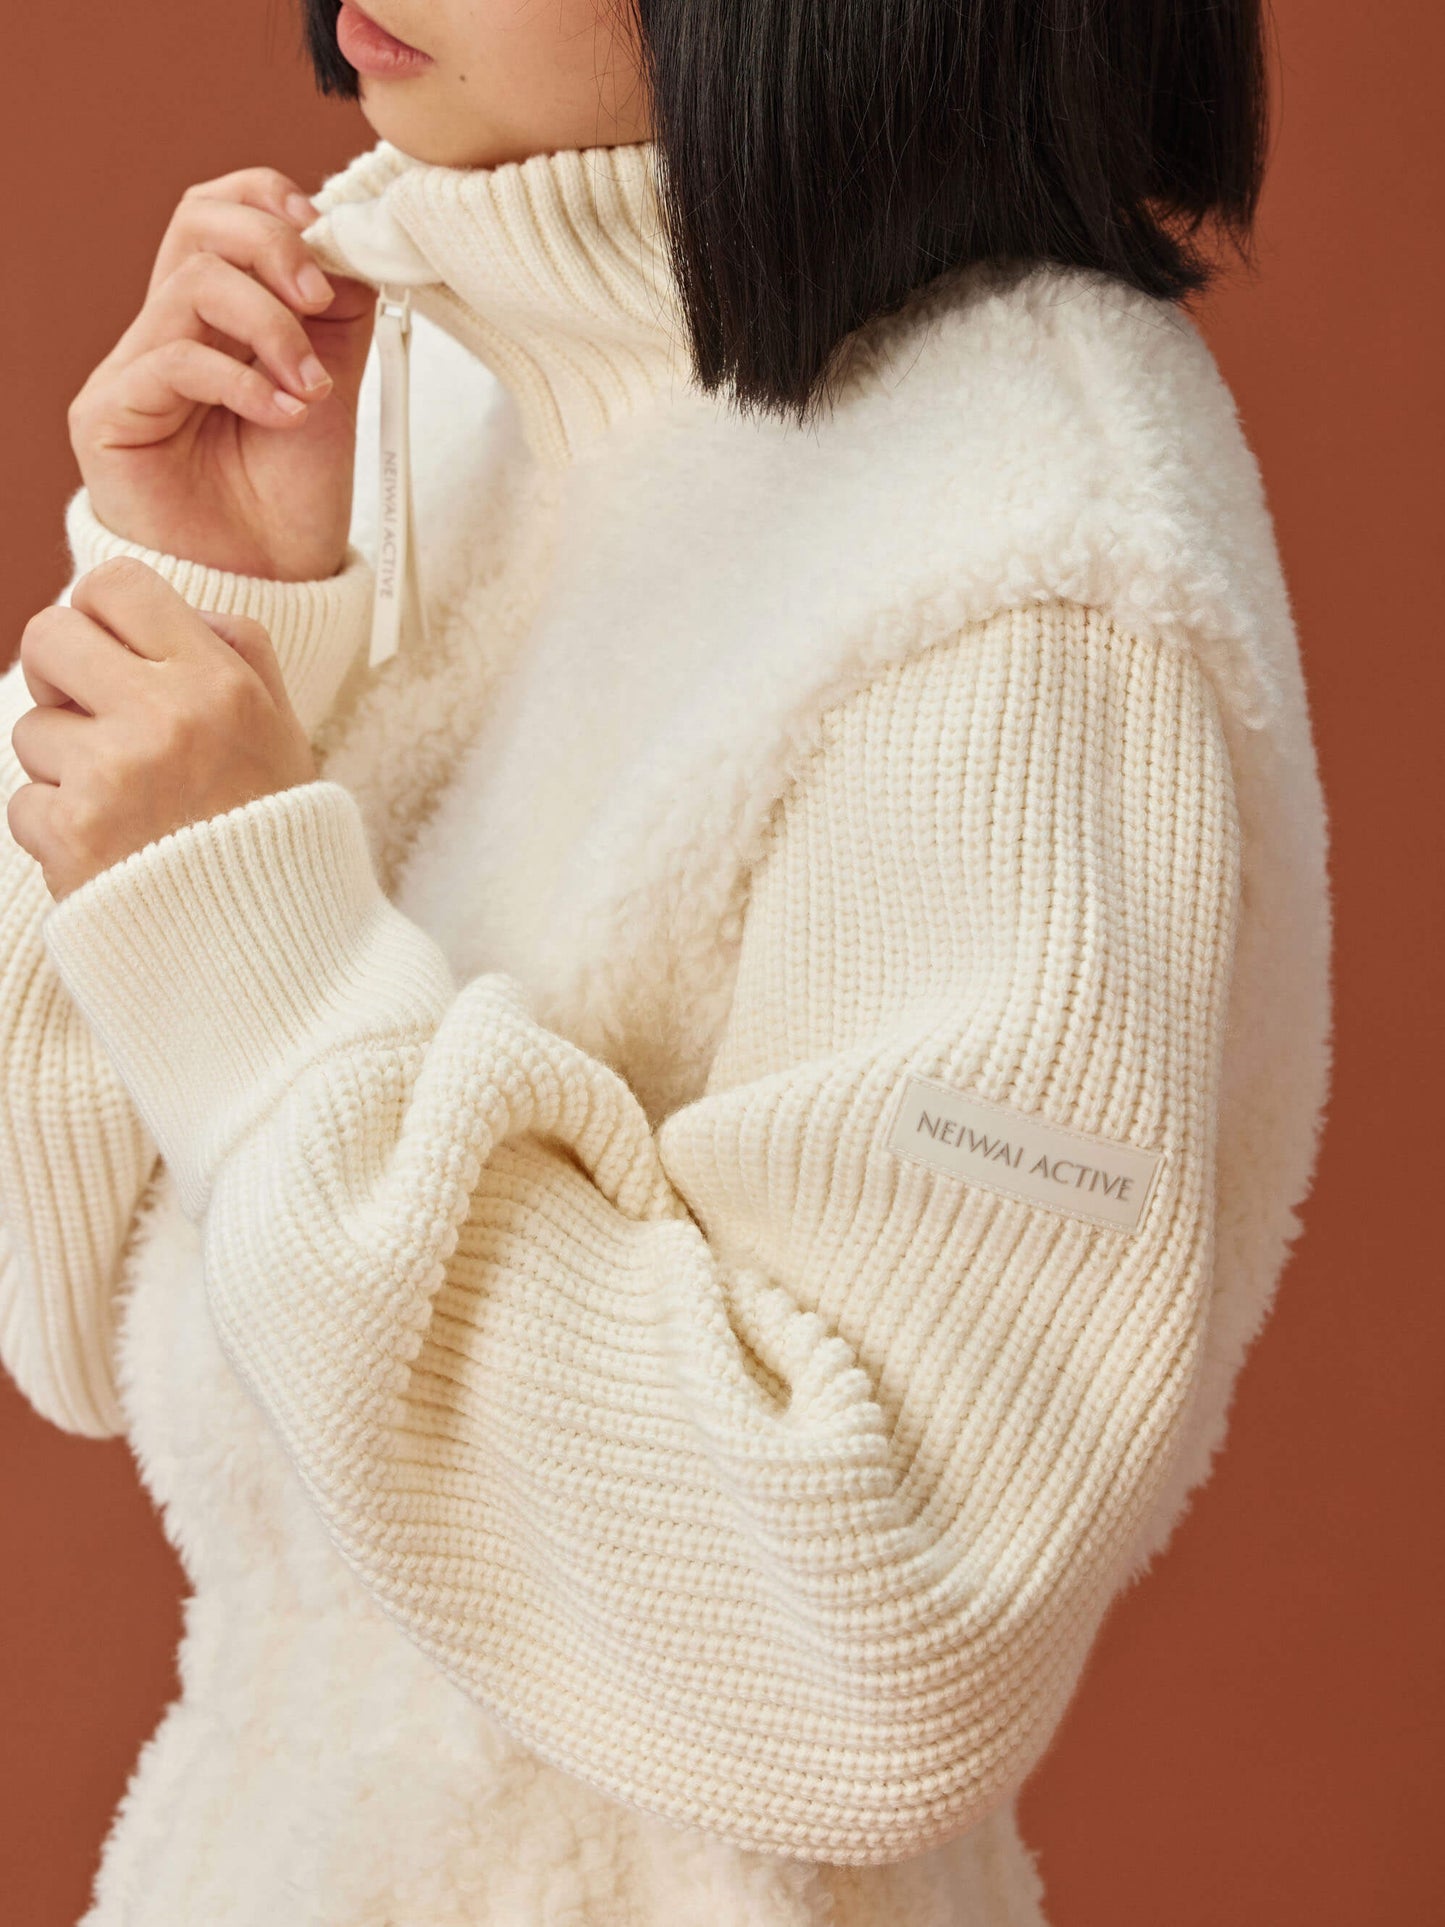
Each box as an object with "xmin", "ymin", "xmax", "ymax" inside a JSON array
[
  {"xmin": 39, "ymin": 605, "xmax": 1239, "ymax": 1863},
  {"xmin": 0, "ymin": 133, "xmax": 1330, "ymax": 1924}
]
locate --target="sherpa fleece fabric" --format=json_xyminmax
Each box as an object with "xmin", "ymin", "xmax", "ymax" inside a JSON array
[{"xmin": 0, "ymin": 136, "xmax": 1331, "ymax": 1926}]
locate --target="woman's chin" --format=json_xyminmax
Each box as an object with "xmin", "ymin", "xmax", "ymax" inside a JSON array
[
  {"xmin": 356, "ymin": 79, "xmax": 652, "ymax": 172},
  {"xmin": 352, "ymin": 91, "xmax": 497, "ymax": 170}
]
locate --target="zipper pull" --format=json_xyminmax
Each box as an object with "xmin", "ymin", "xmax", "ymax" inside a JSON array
[{"xmin": 368, "ymin": 284, "xmax": 429, "ymax": 669}]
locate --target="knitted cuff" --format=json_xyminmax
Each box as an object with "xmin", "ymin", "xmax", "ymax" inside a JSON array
[{"xmin": 41, "ymin": 779, "xmax": 454, "ymax": 1219}]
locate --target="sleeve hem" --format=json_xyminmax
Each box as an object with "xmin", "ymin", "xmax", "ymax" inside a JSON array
[{"xmin": 41, "ymin": 779, "xmax": 455, "ymax": 1218}]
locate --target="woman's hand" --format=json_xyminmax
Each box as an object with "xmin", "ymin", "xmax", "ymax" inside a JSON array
[
  {"xmin": 7, "ymin": 558, "xmax": 317, "ymax": 903},
  {"xmin": 68, "ymin": 165, "xmax": 376, "ymax": 583}
]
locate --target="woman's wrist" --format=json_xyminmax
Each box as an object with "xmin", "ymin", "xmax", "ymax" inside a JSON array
[{"xmin": 76, "ymin": 483, "xmax": 347, "ymax": 583}]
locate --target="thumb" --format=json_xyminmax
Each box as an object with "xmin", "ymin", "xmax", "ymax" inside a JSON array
[{"xmin": 195, "ymin": 611, "xmax": 291, "ymax": 713}]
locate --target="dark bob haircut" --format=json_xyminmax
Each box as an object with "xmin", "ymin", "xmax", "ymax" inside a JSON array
[{"xmin": 298, "ymin": 0, "xmax": 1270, "ymax": 428}]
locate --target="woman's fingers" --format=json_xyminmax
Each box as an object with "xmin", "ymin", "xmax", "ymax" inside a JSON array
[
  {"xmin": 9, "ymin": 701, "xmax": 95, "ymax": 786},
  {"xmin": 176, "ymin": 163, "xmax": 316, "ymax": 229},
  {"xmin": 76, "ymin": 334, "xmax": 317, "ymax": 447},
  {"xmin": 19, "ymin": 606, "xmax": 146, "ymax": 714},
  {"xmin": 193, "ymin": 611, "xmax": 291, "ymax": 713},
  {"xmin": 109, "ymin": 251, "xmax": 333, "ymax": 408},
  {"xmin": 157, "ymin": 197, "xmax": 334, "ymax": 321}
]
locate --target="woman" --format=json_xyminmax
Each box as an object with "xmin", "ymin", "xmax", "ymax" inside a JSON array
[{"xmin": 0, "ymin": 1, "xmax": 1331, "ymax": 1921}]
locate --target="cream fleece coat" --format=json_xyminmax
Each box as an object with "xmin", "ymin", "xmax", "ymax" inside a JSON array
[{"xmin": 0, "ymin": 137, "xmax": 1331, "ymax": 1925}]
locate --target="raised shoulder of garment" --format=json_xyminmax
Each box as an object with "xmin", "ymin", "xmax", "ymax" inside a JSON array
[{"xmin": 793, "ymin": 258, "xmax": 1297, "ymax": 736}]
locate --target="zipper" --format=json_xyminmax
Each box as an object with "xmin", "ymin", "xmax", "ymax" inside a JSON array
[{"xmin": 369, "ymin": 284, "xmax": 430, "ymax": 669}]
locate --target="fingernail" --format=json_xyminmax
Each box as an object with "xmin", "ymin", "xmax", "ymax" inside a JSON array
[
  {"xmin": 297, "ymin": 264, "xmax": 334, "ymax": 306},
  {"xmin": 286, "ymin": 193, "xmax": 319, "ymax": 226},
  {"xmin": 273, "ymin": 390, "xmax": 308, "ymax": 417}
]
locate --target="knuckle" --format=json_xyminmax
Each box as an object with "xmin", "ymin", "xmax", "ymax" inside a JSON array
[
  {"xmin": 230, "ymin": 615, "xmax": 273, "ymax": 652},
  {"xmin": 62, "ymin": 789, "xmax": 111, "ymax": 861},
  {"xmin": 20, "ymin": 605, "xmax": 66, "ymax": 660},
  {"xmin": 4, "ymin": 784, "xmax": 35, "ymax": 854},
  {"xmin": 251, "ymin": 166, "xmax": 297, "ymax": 200},
  {"xmin": 157, "ymin": 672, "xmax": 246, "ymax": 747},
  {"xmin": 178, "ymin": 246, "xmax": 224, "ymax": 286},
  {"xmin": 20, "ymin": 612, "xmax": 77, "ymax": 682},
  {"xmin": 8, "ymin": 733, "xmax": 31, "ymax": 786},
  {"xmin": 160, "ymin": 334, "xmax": 200, "ymax": 376},
  {"xmin": 214, "ymin": 668, "xmax": 264, "ymax": 728},
  {"xmin": 10, "ymin": 704, "xmax": 37, "ymax": 755},
  {"xmin": 87, "ymin": 555, "xmax": 156, "ymax": 597},
  {"xmin": 166, "ymin": 196, "xmax": 204, "ymax": 245}
]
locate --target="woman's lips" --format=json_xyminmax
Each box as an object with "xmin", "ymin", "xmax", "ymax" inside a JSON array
[{"xmin": 335, "ymin": 2, "xmax": 436, "ymax": 77}]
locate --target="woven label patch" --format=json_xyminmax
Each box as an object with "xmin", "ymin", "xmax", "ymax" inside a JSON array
[{"xmin": 884, "ymin": 1073, "xmax": 1165, "ymax": 1233}]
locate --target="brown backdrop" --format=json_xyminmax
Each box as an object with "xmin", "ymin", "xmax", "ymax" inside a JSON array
[{"xmin": 2, "ymin": 3, "xmax": 1437, "ymax": 1921}]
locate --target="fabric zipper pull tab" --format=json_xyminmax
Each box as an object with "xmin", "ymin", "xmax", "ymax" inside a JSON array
[{"xmin": 368, "ymin": 284, "xmax": 429, "ymax": 670}]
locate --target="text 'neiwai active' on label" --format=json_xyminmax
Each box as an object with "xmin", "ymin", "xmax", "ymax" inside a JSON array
[{"xmin": 885, "ymin": 1072, "xmax": 1166, "ymax": 1233}]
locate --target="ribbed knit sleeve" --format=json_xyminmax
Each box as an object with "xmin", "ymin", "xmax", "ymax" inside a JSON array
[
  {"xmin": 40, "ymin": 602, "xmax": 1241, "ymax": 1861},
  {"xmin": 0, "ymin": 659, "xmax": 149, "ymax": 1435},
  {"xmin": 0, "ymin": 488, "xmax": 375, "ymax": 1437}
]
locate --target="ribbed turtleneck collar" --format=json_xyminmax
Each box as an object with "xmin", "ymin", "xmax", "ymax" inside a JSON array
[{"xmin": 301, "ymin": 137, "xmax": 695, "ymax": 469}]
